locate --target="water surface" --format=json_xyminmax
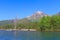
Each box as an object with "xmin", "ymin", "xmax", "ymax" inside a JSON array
[{"xmin": 0, "ymin": 30, "xmax": 60, "ymax": 40}]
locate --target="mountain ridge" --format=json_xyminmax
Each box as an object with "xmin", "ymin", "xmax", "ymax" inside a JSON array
[{"xmin": 0, "ymin": 11, "xmax": 59, "ymax": 26}]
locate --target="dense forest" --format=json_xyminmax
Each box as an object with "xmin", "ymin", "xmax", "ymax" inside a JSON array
[{"xmin": 0, "ymin": 13, "xmax": 60, "ymax": 31}]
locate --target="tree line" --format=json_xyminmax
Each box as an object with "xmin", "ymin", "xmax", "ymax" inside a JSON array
[{"xmin": 0, "ymin": 15, "xmax": 60, "ymax": 31}]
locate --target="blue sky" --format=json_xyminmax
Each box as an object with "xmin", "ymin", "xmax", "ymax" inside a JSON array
[{"xmin": 0, "ymin": 0, "xmax": 60, "ymax": 20}]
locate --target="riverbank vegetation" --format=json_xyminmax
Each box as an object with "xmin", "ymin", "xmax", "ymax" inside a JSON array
[{"xmin": 0, "ymin": 15, "xmax": 60, "ymax": 31}]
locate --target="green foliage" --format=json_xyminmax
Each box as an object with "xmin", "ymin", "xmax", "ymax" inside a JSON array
[
  {"xmin": 2, "ymin": 24, "xmax": 14, "ymax": 29},
  {"xmin": 39, "ymin": 15, "xmax": 60, "ymax": 31},
  {"xmin": 51, "ymin": 15, "xmax": 60, "ymax": 29},
  {"xmin": 0, "ymin": 14, "xmax": 60, "ymax": 31},
  {"xmin": 39, "ymin": 16, "xmax": 51, "ymax": 31}
]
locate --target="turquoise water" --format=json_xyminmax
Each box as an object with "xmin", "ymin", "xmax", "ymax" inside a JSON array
[{"xmin": 0, "ymin": 30, "xmax": 60, "ymax": 40}]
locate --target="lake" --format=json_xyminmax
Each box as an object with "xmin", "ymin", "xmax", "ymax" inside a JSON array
[{"xmin": 0, "ymin": 30, "xmax": 60, "ymax": 40}]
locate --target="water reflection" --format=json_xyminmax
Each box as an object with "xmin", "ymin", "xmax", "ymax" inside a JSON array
[{"xmin": 0, "ymin": 30, "xmax": 60, "ymax": 40}]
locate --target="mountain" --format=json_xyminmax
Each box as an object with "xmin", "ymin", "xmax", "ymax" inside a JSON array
[
  {"xmin": 57, "ymin": 12, "xmax": 60, "ymax": 15},
  {"xmin": 0, "ymin": 11, "xmax": 48, "ymax": 26},
  {"xmin": 26, "ymin": 11, "xmax": 48, "ymax": 21},
  {"xmin": 17, "ymin": 11, "xmax": 48, "ymax": 24},
  {"xmin": 0, "ymin": 20, "xmax": 13, "ymax": 26}
]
